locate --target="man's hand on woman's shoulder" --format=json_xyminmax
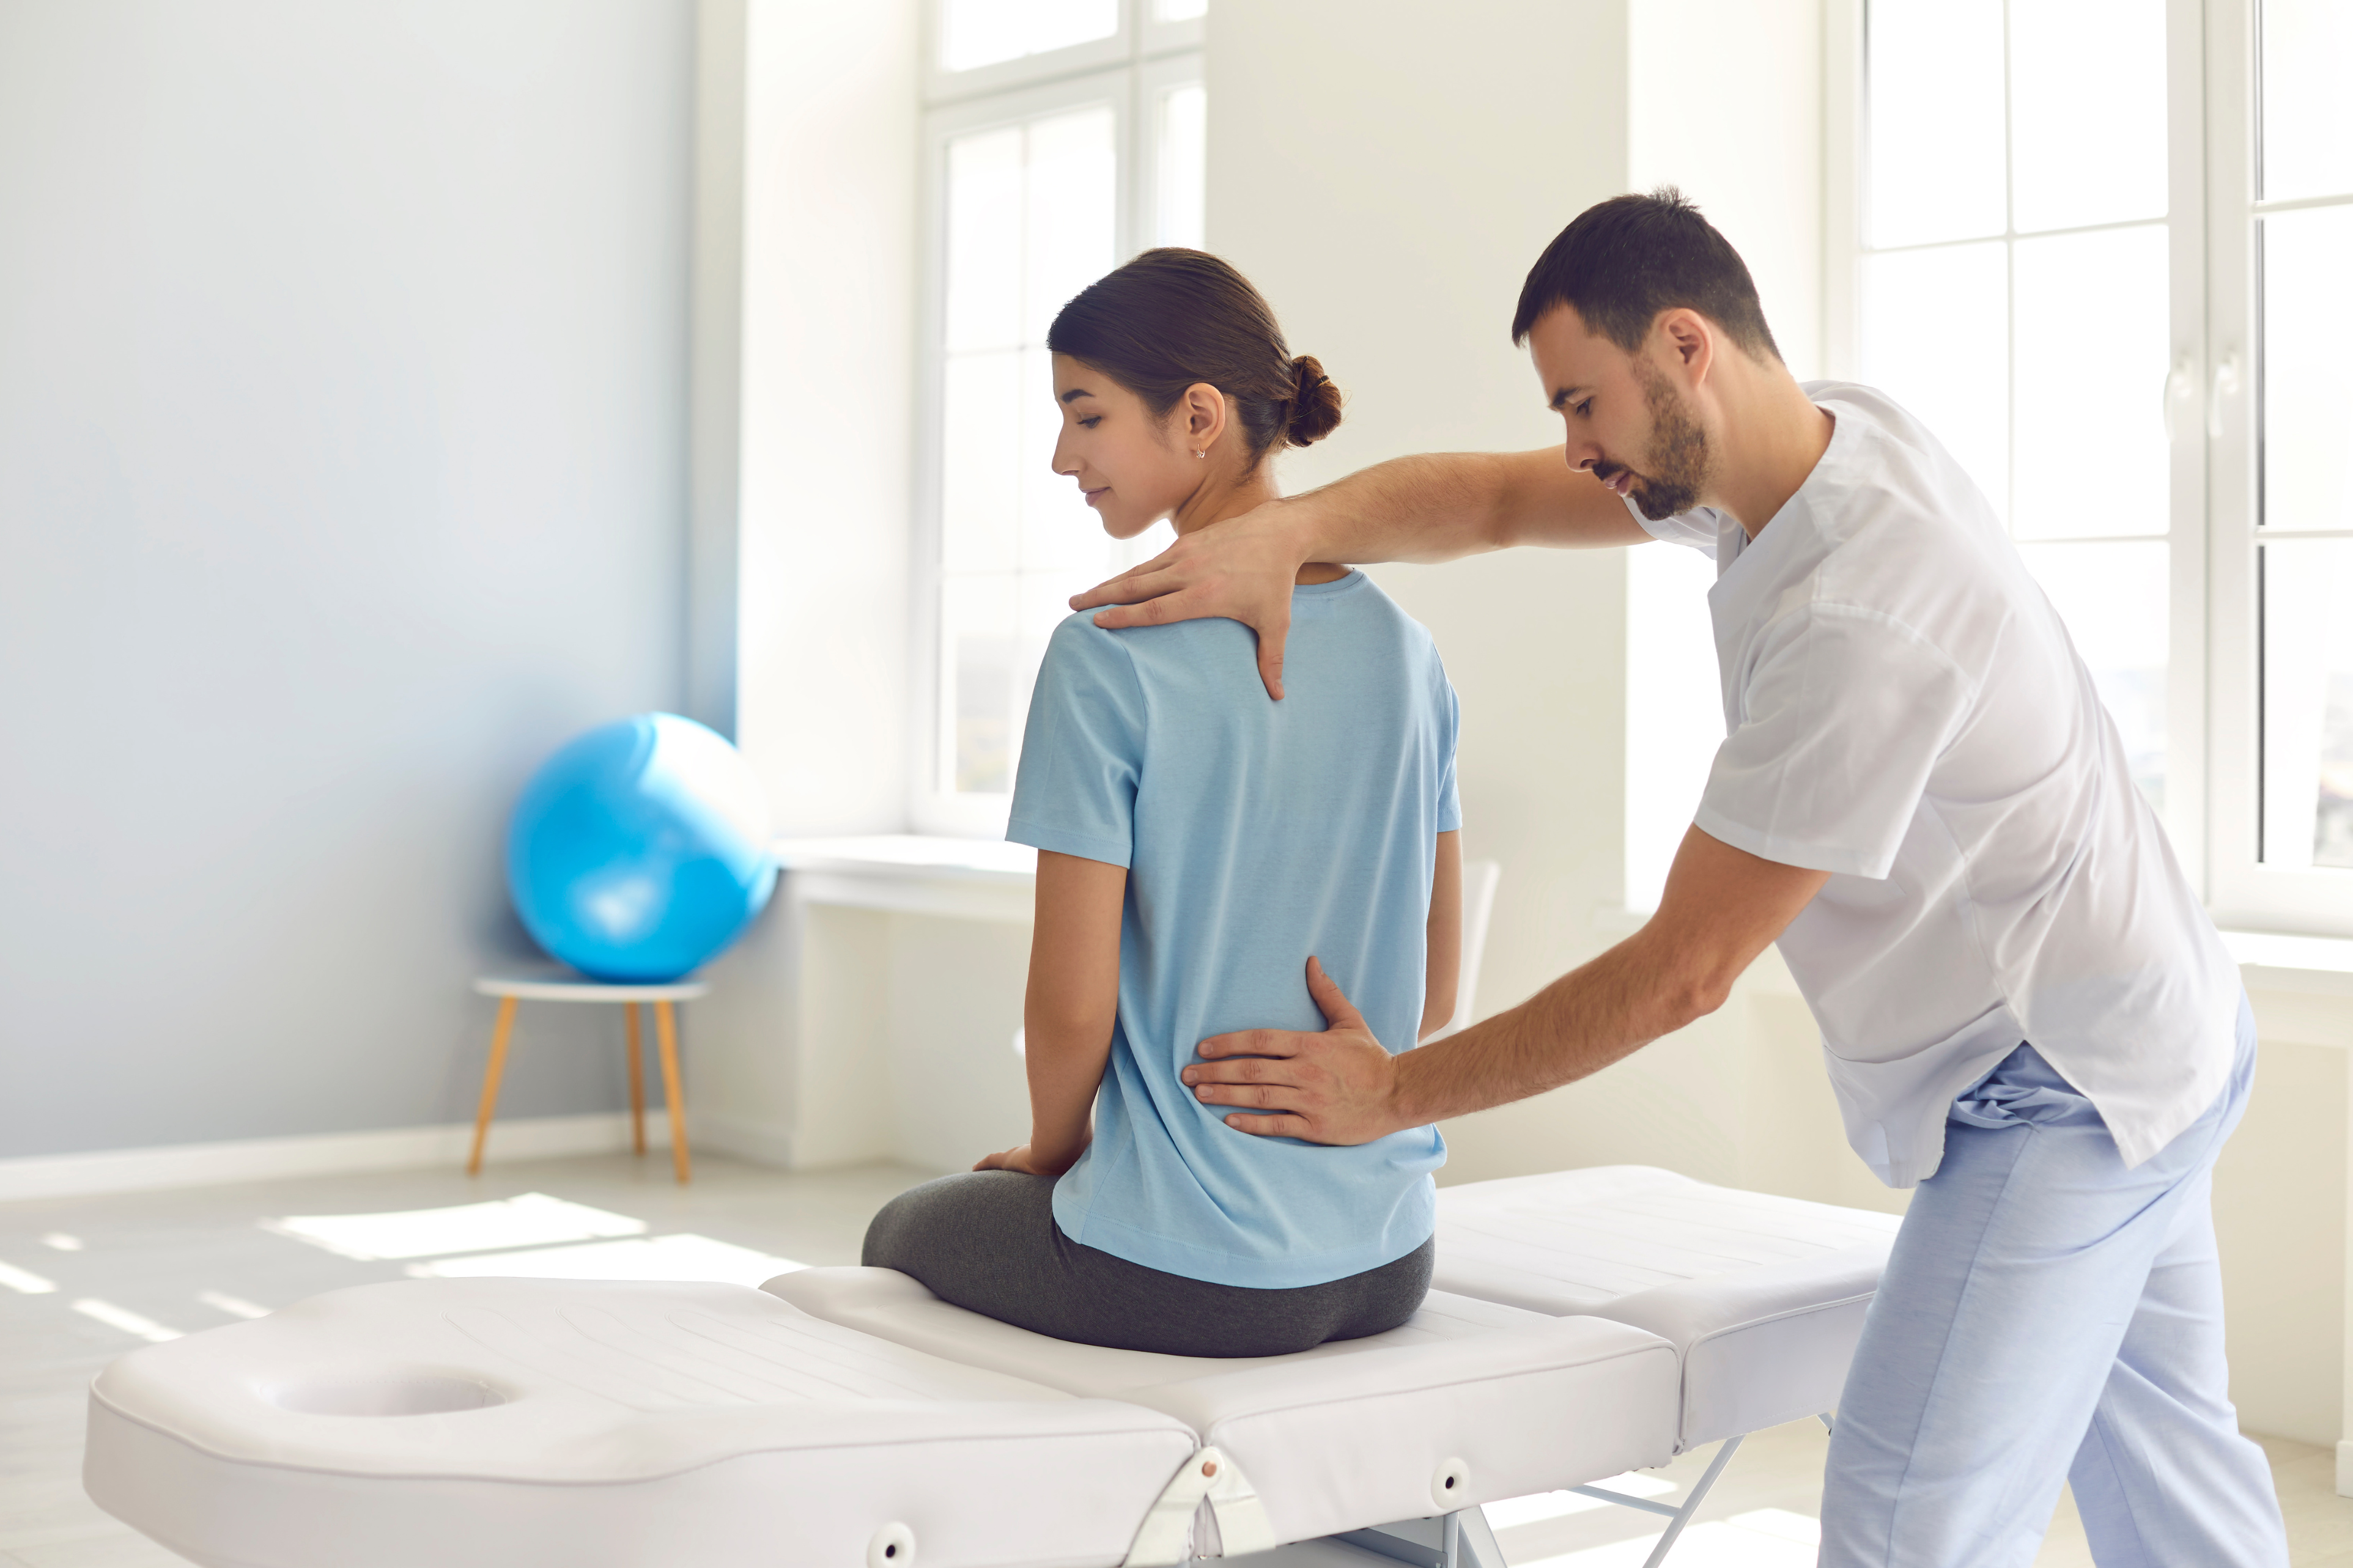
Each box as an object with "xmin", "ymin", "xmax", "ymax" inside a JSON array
[{"xmin": 1069, "ymin": 497, "xmax": 1312, "ymax": 701}]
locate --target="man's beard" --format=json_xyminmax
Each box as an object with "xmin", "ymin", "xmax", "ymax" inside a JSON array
[{"xmin": 1625, "ymin": 359, "xmax": 1712, "ymax": 520}]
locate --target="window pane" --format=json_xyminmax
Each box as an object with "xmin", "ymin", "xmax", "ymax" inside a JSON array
[
  {"xmin": 944, "ymin": 128, "xmax": 1023, "ymax": 353},
  {"xmin": 2012, "ymin": 226, "xmax": 2169, "ymax": 539},
  {"xmin": 940, "ymin": 351, "xmax": 1022, "ymax": 573},
  {"xmin": 2009, "ymin": 0, "xmax": 2168, "ymax": 234},
  {"xmin": 942, "ymin": 574, "xmax": 1019, "ymax": 794},
  {"xmin": 1156, "ymin": 84, "xmax": 1208, "ymax": 249},
  {"xmin": 1019, "ymin": 347, "xmax": 1109, "ymax": 572},
  {"xmin": 1023, "ymin": 106, "xmax": 1118, "ymax": 342},
  {"xmin": 2259, "ymin": 206, "xmax": 2353, "ymax": 532},
  {"xmin": 2259, "ymin": 0, "xmax": 2353, "ymax": 202},
  {"xmin": 2260, "ymin": 539, "xmax": 2353, "ymax": 869},
  {"xmin": 1865, "ymin": 0, "xmax": 2006, "ymax": 248},
  {"xmin": 2020, "ymin": 542, "xmax": 2168, "ymax": 814},
  {"xmin": 940, "ymin": 0, "xmax": 1118, "ymax": 74},
  {"xmin": 1861, "ymin": 242, "xmax": 2008, "ymax": 522},
  {"xmin": 936, "ymin": 98, "xmax": 1121, "ymax": 797}
]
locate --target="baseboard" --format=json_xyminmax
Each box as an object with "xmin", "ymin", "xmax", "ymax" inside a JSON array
[
  {"xmin": 690, "ymin": 1110, "xmax": 797, "ymax": 1169},
  {"xmin": 0, "ymin": 1111, "xmax": 673, "ymax": 1204}
]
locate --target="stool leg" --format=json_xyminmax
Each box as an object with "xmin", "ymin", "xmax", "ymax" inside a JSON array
[
  {"xmin": 654, "ymin": 1000, "xmax": 691, "ymax": 1184},
  {"xmin": 624, "ymin": 1002, "xmax": 646, "ymax": 1156},
  {"xmin": 467, "ymin": 997, "xmax": 519, "ymax": 1177}
]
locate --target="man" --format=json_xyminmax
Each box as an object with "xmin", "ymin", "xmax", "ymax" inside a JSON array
[{"xmin": 1072, "ymin": 191, "xmax": 2287, "ymax": 1566}]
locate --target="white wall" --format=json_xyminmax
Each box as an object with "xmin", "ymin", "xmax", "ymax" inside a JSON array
[{"xmin": 0, "ymin": 0, "xmax": 692, "ymax": 1157}]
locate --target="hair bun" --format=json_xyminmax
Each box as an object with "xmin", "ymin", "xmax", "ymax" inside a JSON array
[{"xmin": 1284, "ymin": 355, "xmax": 1343, "ymax": 447}]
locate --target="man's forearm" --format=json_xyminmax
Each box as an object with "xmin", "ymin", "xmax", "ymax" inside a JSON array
[
  {"xmin": 1389, "ymin": 934, "xmax": 1716, "ymax": 1126},
  {"xmin": 1286, "ymin": 454, "xmax": 1522, "ymax": 566},
  {"xmin": 1288, "ymin": 448, "xmax": 1644, "ymax": 566}
]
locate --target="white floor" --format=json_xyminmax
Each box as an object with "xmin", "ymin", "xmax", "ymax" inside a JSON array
[{"xmin": 2, "ymin": 1150, "xmax": 2343, "ymax": 1566}]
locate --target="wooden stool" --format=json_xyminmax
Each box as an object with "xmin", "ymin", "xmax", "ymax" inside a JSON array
[{"xmin": 467, "ymin": 974, "xmax": 709, "ymax": 1183}]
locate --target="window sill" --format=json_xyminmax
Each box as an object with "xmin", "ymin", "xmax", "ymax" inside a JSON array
[
  {"xmin": 2218, "ymin": 930, "xmax": 2353, "ymax": 999},
  {"xmin": 772, "ymin": 835, "xmax": 1035, "ymax": 923}
]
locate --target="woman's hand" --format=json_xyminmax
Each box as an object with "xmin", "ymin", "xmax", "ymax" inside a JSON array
[
  {"xmin": 1069, "ymin": 497, "xmax": 1314, "ymax": 700},
  {"xmin": 972, "ymin": 1142, "xmax": 1080, "ymax": 1177}
]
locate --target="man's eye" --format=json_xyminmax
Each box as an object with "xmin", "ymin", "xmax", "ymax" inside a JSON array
[{"xmin": 1574, "ymin": 400, "xmax": 1593, "ymax": 418}]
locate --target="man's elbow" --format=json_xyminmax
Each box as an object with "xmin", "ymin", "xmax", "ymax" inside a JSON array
[{"xmin": 1660, "ymin": 966, "xmax": 1739, "ymax": 1032}]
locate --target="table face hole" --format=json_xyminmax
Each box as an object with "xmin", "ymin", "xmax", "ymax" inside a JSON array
[{"xmin": 267, "ymin": 1368, "xmax": 508, "ymax": 1417}]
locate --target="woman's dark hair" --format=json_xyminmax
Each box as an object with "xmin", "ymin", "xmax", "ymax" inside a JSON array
[
  {"xmin": 1047, "ymin": 248, "xmax": 1342, "ymax": 462},
  {"xmin": 1510, "ymin": 187, "xmax": 1782, "ymax": 363}
]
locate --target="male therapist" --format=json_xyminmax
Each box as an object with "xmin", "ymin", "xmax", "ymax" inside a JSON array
[{"xmin": 1074, "ymin": 191, "xmax": 2289, "ymax": 1566}]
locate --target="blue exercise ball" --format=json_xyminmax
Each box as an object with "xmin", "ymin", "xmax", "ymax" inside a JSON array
[{"xmin": 506, "ymin": 713, "xmax": 777, "ymax": 984}]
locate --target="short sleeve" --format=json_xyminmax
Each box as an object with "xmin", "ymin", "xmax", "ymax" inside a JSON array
[
  {"xmin": 1435, "ymin": 668, "xmax": 1463, "ymax": 833},
  {"xmin": 1006, "ymin": 617, "xmax": 1148, "ymax": 869},
  {"xmin": 1695, "ymin": 604, "xmax": 1973, "ymax": 879},
  {"xmin": 1626, "ymin": 493, "xmax": 1720, "ymax": 555}
]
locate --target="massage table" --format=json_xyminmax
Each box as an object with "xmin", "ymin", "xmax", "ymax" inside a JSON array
[{"xmin": 82, "ymin": 1167, "xmax": 1899, "ymax": 1568}]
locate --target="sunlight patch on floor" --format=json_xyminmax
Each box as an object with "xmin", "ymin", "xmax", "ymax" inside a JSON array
[
  {"xmin": 1483, "ymin": 1473, "xmax": 1679, "ymax": 1529},
  {"xmin": 264, "ymin": 1191, "xmax": 646, "ymax": 1260},
  {"xmin": 1516, "ymin": 1508, "xmax": 1819, "ymax": 1568}
]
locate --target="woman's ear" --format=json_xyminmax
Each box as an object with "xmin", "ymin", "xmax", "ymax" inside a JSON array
[{"xmin": 1180, "ymin": 382, "xmax": 1227, "ymax": 455}]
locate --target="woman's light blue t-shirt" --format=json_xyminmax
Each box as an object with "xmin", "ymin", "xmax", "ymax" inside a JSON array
[{"xmin": 1006, "ymin": 570, "xmax": 1457, "ymax": 1289}]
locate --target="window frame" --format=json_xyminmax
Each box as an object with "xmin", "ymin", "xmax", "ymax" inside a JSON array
[
  {"xmin": 1824, "ymin": 0, "xmax": 2353, "ymax": 939},
  {"xmin": 908, "ymin": 4, "xmax": 1203, "ymax": 839}
]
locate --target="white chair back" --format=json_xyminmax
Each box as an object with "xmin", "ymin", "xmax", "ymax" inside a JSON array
[{"xmin": 1431, "ymin": 859, "xmax": 1501, "ymax": 1040}]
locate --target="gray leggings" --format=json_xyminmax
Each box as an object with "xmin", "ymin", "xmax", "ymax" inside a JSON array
[{"xmin": 862, "ymin": 1169, "xmax": 1434, "ymax": 1358}]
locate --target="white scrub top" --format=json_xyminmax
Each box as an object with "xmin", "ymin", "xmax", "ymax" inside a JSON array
[{"xmin": 1635, "ymin": 381, "xmax": 2239, "ymax": 1188}]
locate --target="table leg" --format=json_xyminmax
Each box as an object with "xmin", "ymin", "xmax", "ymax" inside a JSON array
[
  {"xmin": 466, "ymin": 996, "xmax": 519, "ymax": 1176},
  {"xmin": 655, "ymin": 999, "xmax": 691, "ymax": 1184},
  {"xmin": 624, "ymin": 1002, "xmax": 646, "ymax": 1155}
]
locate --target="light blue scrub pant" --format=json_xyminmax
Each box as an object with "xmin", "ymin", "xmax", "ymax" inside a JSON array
[{"xmin": 1819, "ymin": 998, "xmax": 2289, "ymax": 1567}]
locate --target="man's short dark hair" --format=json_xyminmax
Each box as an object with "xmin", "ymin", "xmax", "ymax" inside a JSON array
[{"xmin": 1510, "ymin": 188, "xmax": 1782, "ymax": 363}]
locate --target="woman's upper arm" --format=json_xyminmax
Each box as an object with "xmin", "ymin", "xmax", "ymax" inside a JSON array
[
  {"xmin": 1027, "ymin": 850, "xmax": 1127, "ymax": 1028},
  {"xmin": 1420, "ymin": 831, "xmax": 1464, "ymax": 1040}
]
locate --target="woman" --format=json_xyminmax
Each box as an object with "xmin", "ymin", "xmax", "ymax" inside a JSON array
[{"xmin": 862, "ymin": 249, "xmax": 1461, "ymax": 1356}]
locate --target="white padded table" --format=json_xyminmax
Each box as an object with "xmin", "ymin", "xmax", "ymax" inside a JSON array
[
  {"xmin": 767, "ymin": 1266, "xmax": 1681, "ymax": 1548},
  {"xmin": 84, "ymin": 1278, "xmax": 1199, "ymax": 1568},
  {"xmin": 1434, "ymin": 1166, "xmax": 1901, "ymax": 1449}
]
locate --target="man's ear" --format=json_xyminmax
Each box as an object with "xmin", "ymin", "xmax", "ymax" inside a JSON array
[{"xmin": 1657, "ymin": 309, "xmax": 1715, "ymax": 387}]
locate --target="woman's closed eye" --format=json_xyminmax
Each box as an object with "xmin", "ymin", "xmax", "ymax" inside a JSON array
[{"xmin": 1077, "ymin": 415, "xmax": 1102, "ymax": 429}]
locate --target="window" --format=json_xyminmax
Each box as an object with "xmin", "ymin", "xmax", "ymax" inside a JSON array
[
  {"xmin": 1627, "ymin": 0, "xmax": 2353, "ymax": 933},
  {"xmin": 2208, "ymin": 0, "xmax": 2353, "ymax": 927},
  {"xmin": 1809, "ymin": 0, "xmax": 2352, "ymax": 936},
  {"xmin": 913, "ymin": 0, "xmax": 1205, "ymax": 836},
  {"xmin": 1855, "ymin": 0, "xmax": 2181, "ymax": 836}
]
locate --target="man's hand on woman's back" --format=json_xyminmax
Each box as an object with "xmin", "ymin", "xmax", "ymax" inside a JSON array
[{"xmin": 1181, "ymin": 957, "xmax": 1407, "ymax": 1145}]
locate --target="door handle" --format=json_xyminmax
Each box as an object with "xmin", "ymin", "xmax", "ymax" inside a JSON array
[{"xmin": 2209, "ymin": 352, "xmax": 2242, "ymax": 441}]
